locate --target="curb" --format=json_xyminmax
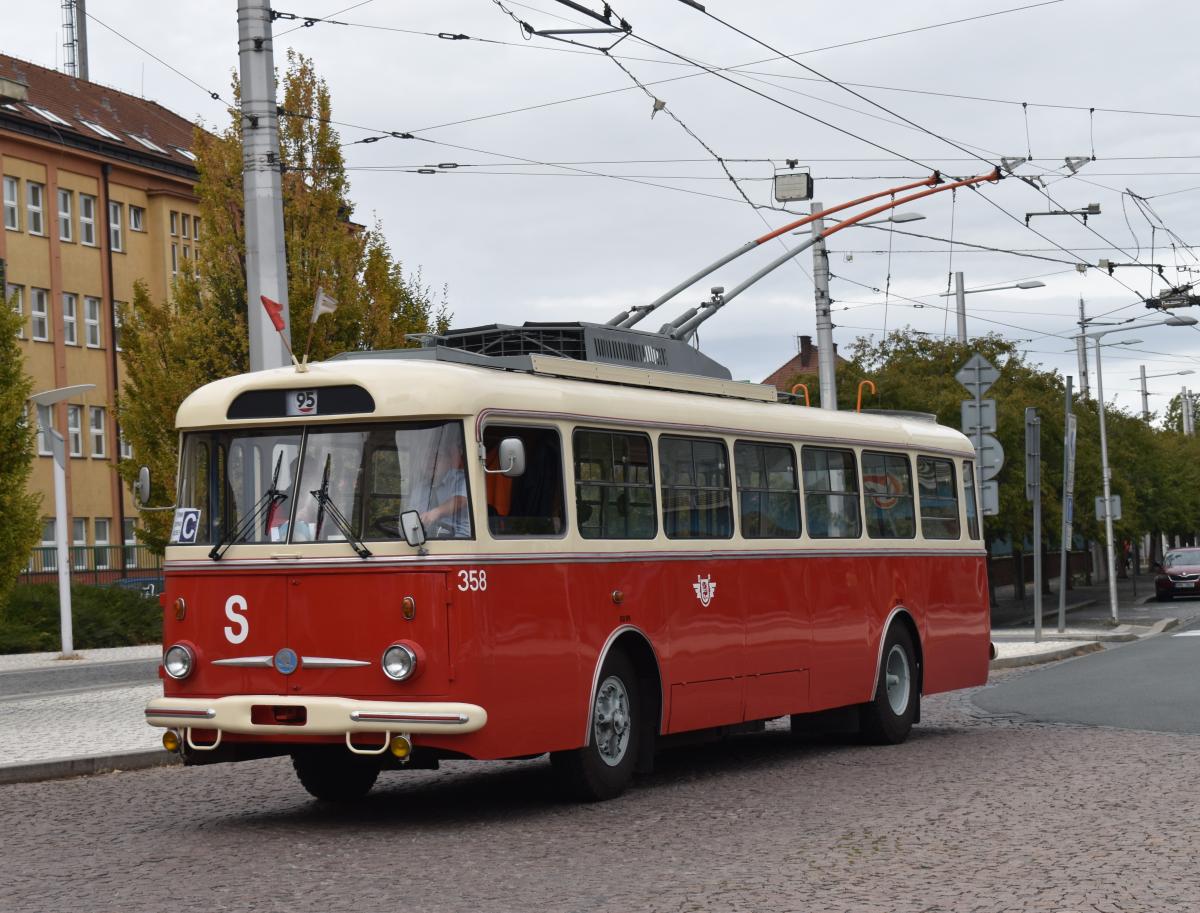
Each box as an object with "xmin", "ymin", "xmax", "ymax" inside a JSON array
[
  {"xmin": 989, "ymin": 640, "xmax": 1105, "ymax": 670},
  {"xmin": 0, "ymin": 748, "xmax": 181, "ymax": 787},
  {"xmin": 1147, "ymin": 617, "xmax": 1180, "ymax": 635}
]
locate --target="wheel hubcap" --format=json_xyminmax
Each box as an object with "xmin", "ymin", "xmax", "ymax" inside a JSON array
[
  {"xmin": 593, "ymin": 675, "xmax": 631, "ymax": 767},
  {"xmin": 884, "ymin": 644, "xmax": 911, "ymax": 716}
]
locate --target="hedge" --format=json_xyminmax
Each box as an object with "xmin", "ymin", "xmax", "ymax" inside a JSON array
[{"xmin": 0, "ymin": 584, "xmax": 162, "ymax": 654}]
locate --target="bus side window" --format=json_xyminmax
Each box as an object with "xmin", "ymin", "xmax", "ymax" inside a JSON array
[
  {"xmin": 801, "ymin": 446, "xmax": 862, "ymax": 539},
  {"xmin": 917, "ymin": 456, "xmax": 961, "ymax": 540},
  {"xmin": 573, "ymin": 429, "xmax": 656, "ymax": 539},
  {"xmin": 963, "ymin": 461, "xmax": 980, "ymax": 540},
  {"xmin": 483, "ymin": 425, "xmax": 565, "ymax": 537},
  {"xmin": 660, "ymin": 436, "xmax": 732, "ymax": 539},
  {"xmin": 734, "ymin": 440, "xmax": 800, "ymax": 538},
  {"xmin": 861, "ymin": 451, "xmax": 915, "ymax": 539}
]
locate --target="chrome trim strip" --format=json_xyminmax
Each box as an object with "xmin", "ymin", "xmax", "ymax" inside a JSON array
[
  {"xmin": 300, "ymin": 656, "xmax": 371, "ymax": 668},
  {"xmin": 145, "ymin": 707, "xmax": 215, "ymax": 720},
  {"xmin": 869, "ymin": 606, "xmax": 920, "ymax": 701},
  {"xmin": 212, "ymin": 656, "xmax": 274, "ymax": 668},
  {"xmin": 349, "ymin": 711, "xmax": 468, "ymax": 724},
  {"xmin": 583, "ymin": 624, "xmax": 664, "ymax": 747}
]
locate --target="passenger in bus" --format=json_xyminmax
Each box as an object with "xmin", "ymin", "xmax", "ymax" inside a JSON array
[{"xmin": 420, "ymin": 437, "xmax": 471, "ymax": 538}]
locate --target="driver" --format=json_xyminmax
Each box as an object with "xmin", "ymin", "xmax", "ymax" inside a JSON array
[{"xmin": 420, "ymin": 438, "xmax": 470, "ymax": 538}]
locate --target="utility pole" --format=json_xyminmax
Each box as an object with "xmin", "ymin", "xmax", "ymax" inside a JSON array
[
  {"xmin": 1185, "ymin": 387, "xmax": 1195, "ymax": 435},
  {"xmin": 954, "ymin": 271, "xmax": 967, "ymax": 343},
  {"xmin": 1076, "ymin": 297, "xmax": 1091, "ymax": 398},
  {"xmin": 238, "ymin": 0, "xmax": 291, "ymax": 371},
  {"xmin": 1138, "ymin": 365, "xmax": 1150, "ymax": 422},
  {"xmin": 810, "ymin": 202, "xmax": 837, "ymax": 410},
  {"xmin": 76, "ymin": 0, "xmax": 89, "ymax": 80},
  {"xmin": 1058, "ymin": 377, "xmax": 1076, "ymax": 632}
]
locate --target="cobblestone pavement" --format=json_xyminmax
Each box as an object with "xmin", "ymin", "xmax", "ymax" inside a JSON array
[
  {"xmin": 0, "ymin": 684, "xmax": 162, "ymax": 764},
  {"xmin": 2, "ymin": 669, "xmax": 1197, "ymax": 913}
]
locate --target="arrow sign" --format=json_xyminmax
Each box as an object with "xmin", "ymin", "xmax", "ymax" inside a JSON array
[{"xmin": 956, "ymin": 353, "xmax": 1000, "ymax": 397}]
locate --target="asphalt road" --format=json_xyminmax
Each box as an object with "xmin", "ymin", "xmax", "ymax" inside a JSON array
[
  {"xmin": 975, "ymin": 618, "xmax": 1200, "ymax": 733},
  {"xmin": 0, "ymin": 659, "xmax": 158, "ymax": 701},
  {"xmin": 3, "ymin": 678, "xmax": 1199, "ymax": 913}
]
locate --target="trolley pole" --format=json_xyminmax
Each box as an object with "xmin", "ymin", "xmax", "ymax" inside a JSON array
[
  {"xmin": 238, "ymin": 0, "xmax": 291, "ymax": 371},
  {"xmin": 810, "ymin": 202, "xmax": 837, "ymax": 410}
]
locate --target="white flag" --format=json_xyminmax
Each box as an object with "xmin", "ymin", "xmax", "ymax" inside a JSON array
[{"xmin": 311, "ymin": 287, "xmax": 338, "ymax": 324}]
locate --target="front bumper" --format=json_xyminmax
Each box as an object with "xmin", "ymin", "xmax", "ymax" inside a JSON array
[{"xmin": 145, "ymin": 694, "xmax": 487, "ymax": 737}]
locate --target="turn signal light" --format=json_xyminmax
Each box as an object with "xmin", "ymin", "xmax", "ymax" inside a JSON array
[
  {"xmin": 389, "ymin": 735, "xmax": 412, "ymax": 760},
  {"xmin": 162, "ymin": 730, "xmax": 181, "ymax": 753}
]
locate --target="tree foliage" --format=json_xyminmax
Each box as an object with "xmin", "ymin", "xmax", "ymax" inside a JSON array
[
  {"xmin": 0, "ymin": 297, "xmax": 42, "ymax": 611},
  {"xmin": 118, "ymin": 53, "xmax": 447, "ymax": 550}
]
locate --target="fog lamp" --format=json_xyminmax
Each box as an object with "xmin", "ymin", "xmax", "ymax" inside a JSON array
[
  {"xmin": 390, "ymin": 735, "xmax": 412, "ymax": 760},
  {"xmin": 162, "ymin": 730, "xmax": 181, "ymax": 753}
]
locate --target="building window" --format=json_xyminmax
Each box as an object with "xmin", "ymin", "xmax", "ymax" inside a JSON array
[
  {"xmin": 917, "ymin": 456, "xmax": 961, "ymax": 540},
  {"xmin": 123, "ymin": 518, "xmax": 137, "ymax": 568},
  {"xmin": 6, "ymin": 284, "xmax": 23, "ymax": 339},
  {"xmin": 861, "ymin": 451, "xmax": 916, "ymax": 539},
  {"xmin": 80, "ymin": 194, "xmax": 97, "ymax": 245},
  {"xmin": 659, "ymin": 436, "xmax": 733, "ymax": 539},
  {"xmin": 113, "ymin": 302, "xmax": 124, "ymax": 351},
  {"xmin": 94, "ymin": 518, "xmax": 111, "ymax": 569},
  {"xmin": 84, "ymin": 296, "xmax": 102, "ymax": 348},
  {"xmin": 3, "ymin": 175, "xmax": 18, "ymax": 230},
  {"xmin": 67, "ymin": 405, "xmax": 83, "ymax": 456},
  {"xmin": 170, "ymin": 243, "xmax": 178, "ymax": 275},
  {"xmin": 90, "ymin": 406, "xmax": 107, "ymax": 458},
  {"xmin": 734, "ymin": 440, "xmax": 801, "ymax": 538},
  {"xmin": 41, "ymin": 519, "xmax": 57, "ymax": 571},
  {"xmin": 801, "ymin": 446, "xmax": 862, "ymax": 539},
  {"xmin": 181, "ymin": 213, "xmax": 191, "ymax": 238},
  {"xmin": 169, "ymin": 210, "xmax": 178, "ymax": 235},
  {"xmin": 183, "ymin": 245, "xmax": 190, "ymax": 260},
  {"xmin": 31, "ymin": 288, "xmax": 50, "ymax": 341},
  {"xmin": 119, "ymin": 428, "xmax": 132, "ymax": 459},
  {"xmin": 58, "ymin": 188, "xmax": 73, "ymax": 241},
  {"xmin": 129, "ymin": 205, "xmax": 145, "ymax": 232},
  {"xmin": 35, "ymin": 406, "xmax": 52, "ymax": 456},
  {"xmin": 62, "ymin": 293, "xmax": 78, "ymax": 345},
  {"xmin": 108, "ymin": 201, "xmax": 123, "ymax": 251},
  {"xmin": 72, "ymin": 517, "xmax": 88, "ymax": 570},
  {"xmin": 27, "ymin": 181, "xmax": 45, "ymax": 235},
  {"xmin": 193, "ymin": 216, "xmax": 201, "ymax": 241},
  {"xmin": 573, "ymin": 429, "xmax": 657, "ymax": 540}
]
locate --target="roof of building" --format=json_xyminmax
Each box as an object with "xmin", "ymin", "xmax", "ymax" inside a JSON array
[
  {"xmin": 761, "ymin": 335, "xmax": 849, "ymax": 391},
  {"xmin": 0, "ymin": 53, "xmax": 201, "ymax": 177}
]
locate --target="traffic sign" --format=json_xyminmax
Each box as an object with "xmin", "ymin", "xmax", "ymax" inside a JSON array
[
  {"xmin": 980, "ymin": 480, "xmax": 999, "ymax": 516},
  {"xmin": 955, "ymin": 353, "xmax": 1000, "ymax": 397},
  {"xmin": 961, "ymin": 398, "xmax": 997, "ymax": 434},
  {"xmin": 977, "ymin": 432, "xmax": 1005, "ymax": 481},
  {"xmin": 1096, "ymin": 495, "xmax": 1122, "ymax": 522},
  {"xmin": 1025, "ymin": 407, "xmax": 1041, "ymax": 502}
]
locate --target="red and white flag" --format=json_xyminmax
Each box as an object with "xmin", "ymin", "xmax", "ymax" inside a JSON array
[
  {"xmin": 260, "ymin": 295, "xmax": 286, "ymax": 331},
  {"xmin": 311, "ymin": 287, "xmax": 338, "ymax": 324}
]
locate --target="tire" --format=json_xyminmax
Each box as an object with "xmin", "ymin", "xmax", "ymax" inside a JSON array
[
  {"xmin": 551, "ymin": 651, "xmax": 640, "ymax": 802},
  {"xmin": 1155, "ymin": 593, "xmax": 1173, "ymax": 602},
  {"xmin": 861, "ymin": 623, "xmax": 919, "ymax": 745},
  {"xmin": 291, "ymin": 747, "xmax": 381, "ymax": 802}
]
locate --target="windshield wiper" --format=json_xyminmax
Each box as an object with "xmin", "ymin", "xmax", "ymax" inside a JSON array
[
  {"xmin": 310, "ymin": 454, "xmax": 371, "ymax": 558},
  {"xmin": 209, "ymin": 452, "xmax": 288, "ymax": 560}
]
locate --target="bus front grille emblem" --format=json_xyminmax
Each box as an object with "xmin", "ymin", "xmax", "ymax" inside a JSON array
[{"xmin": 692, "ymin": 575, "xmax": 717, "ymax": 607}]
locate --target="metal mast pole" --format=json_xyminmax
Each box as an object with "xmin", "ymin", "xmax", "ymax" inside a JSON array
[
  {"xmin": 238, "ymin": 0, "xmax": 291, "ymax": 371},
  {"xmin": 955, "ymin": 271, "xmax": 967, "ymax": 343},
  {"xmin": 811, "ymin": 202, "xmax": 837, "ymax": 410},
  {"xmin": 1139, "ymin": 365, "xmax": 1150, "ymax": 421},
  {"xmin": 1093, "ymin": 338, "xmax": 1120, "ymax": 622},
  {"xmin": 1076, "ymin": 298, "xmax": 1091, "ymax": 398},
  {"xmin": 1058, "ymin": 376, "xmax": 1074, "ymax": 632}
]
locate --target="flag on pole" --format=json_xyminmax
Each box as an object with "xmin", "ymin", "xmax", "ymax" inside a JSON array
[
  {"xmin": 311, "ymin": 287, "xmax": 338, "ymax": 324},
  {"xmin": 260, "ymin": 295, "xmax": 286, "ymax": 331}
]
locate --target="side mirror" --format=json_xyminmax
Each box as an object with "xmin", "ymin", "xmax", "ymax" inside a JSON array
[
  {"xmin": 399, "ymin": 509, "xmax": 427, "ymax": 548},
  {"xmin": 134, "ymin": 465, "xmax": 152, "ymax": 507},
  {"xmin": 490, "ymin": 437, "xmax": 526, "ymax": 478}
]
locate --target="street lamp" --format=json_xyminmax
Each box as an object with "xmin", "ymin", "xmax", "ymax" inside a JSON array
[
  {"xmin": 1131, "ymin": 367, "xmax": 1196, "ymax": 421},
  {"xmin": 939, "ymin": 277, "xmax": 1046, "ymax": 344},
  {"xmin": 1083, "ymin": 315, "xmax": 1198, "ymax": 623},
  {"xmin": 29, "ymin": 384, "xmax": 96, "ymax": 657}
]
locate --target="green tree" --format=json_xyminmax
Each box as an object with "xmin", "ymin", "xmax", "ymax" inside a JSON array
[
  {"xmin": 117, "ymin": 53, "xmax": 446, "ymax": 550},
  {"xmin": 0, "ymin": 297, "xmax": 42, "ymax": 610}
]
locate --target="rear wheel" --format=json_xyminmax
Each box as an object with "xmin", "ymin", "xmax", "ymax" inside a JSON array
[
  {"xmin": 1155, "ymin": 592, "xmax": 1173, "ymax": 602},
  {"xmin": 861, "ymin": 623, "xmax": 919, "ymax": 745},
  {"xmin": 551, "ymin": 651, "xmax": 640, "ymax": 802},
  {"xmin": 291, "ymin": 747, "xmax": 381, "ymax": 802}
]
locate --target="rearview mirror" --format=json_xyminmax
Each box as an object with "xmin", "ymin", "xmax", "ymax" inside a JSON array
[
  {"xmin": 485, "ymin": 437, "xmax": 526, "ymax": 478},
  {"xmin": 400, "ymin": 510, "xmax": 427, "ymax": 548},
  {"xmin": 134, "ymin": 466, "xmax": 151, "ymax": 507}
]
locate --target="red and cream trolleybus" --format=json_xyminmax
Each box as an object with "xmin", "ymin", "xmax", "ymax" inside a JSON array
[{"xmin": 143, "ymin": 322, "xmax": 990, "ymax": 802}]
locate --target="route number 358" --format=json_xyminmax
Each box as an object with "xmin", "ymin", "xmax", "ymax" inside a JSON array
[{"xmin": 458, "ymin": 569, "xmax": 487, "ymax": 592}]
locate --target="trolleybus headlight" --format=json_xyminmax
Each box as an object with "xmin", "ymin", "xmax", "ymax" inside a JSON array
[
  {"xmin": 382, "ymin": 644, "xmax": 418, "ymax": 681},
  {"xmin": 163, "ymin": 644, "xmax": 195, "ymax": 680}
]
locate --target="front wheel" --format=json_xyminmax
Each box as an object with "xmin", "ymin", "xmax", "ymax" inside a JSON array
[
  {"xmin": 551, "ymin": 651, "xmax": 640, "ymax": 801},
  {"xmin": 291, "ymin": 747, "xmax": 381, "ymax": 802},
  {"xmin": 861, "ymin": 623, "xmax": 919, "ymax": 745}
]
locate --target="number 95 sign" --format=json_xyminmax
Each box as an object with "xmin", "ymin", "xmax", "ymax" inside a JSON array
[{"xmin": 286, "ymin": 389, "xmax": 318, "ymax": 416}]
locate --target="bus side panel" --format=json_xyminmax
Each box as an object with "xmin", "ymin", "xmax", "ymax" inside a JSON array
[
  {"xmin": 805, "ymin": 555, "xmax": 875, "ymax": 711},
  {"xmin": 919, "ymin": 554, "xmax": 990, "ymax": 694},
  {"xmin": 742, "ymin": 554, "xmax": 811, "ymax": 721}
]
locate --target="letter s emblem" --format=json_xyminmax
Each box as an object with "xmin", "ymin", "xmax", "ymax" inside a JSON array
[{"xmin": 224, "ymin": 595, "xmax": 249, "ymax": 644}]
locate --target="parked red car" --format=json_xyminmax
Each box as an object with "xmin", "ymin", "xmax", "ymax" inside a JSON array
[{"xmin": 1155, "ymin": 548, "xmax": 1200, "ymax": 601}]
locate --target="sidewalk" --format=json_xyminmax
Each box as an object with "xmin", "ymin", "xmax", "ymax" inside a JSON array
[{"xmin": 2, "ymin": 587, "xmax": 1196, "ymax": 787}]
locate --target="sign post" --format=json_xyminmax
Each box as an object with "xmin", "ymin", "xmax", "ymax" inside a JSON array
[
  {"xmin": 957, "ymin": 353, "xmax": 1002, "ymax": 516},
  {"xmin": 1025, "ymin": 406, "xmax": 1042, "ymax": 641}
]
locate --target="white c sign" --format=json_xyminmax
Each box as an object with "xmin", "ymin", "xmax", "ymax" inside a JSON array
[{"xmin": 223, "ymin": 594, "xmax": 249, "ymax": 644}]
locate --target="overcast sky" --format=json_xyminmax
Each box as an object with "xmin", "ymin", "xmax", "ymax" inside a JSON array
[{"xmin": 7, "ymin": 1, "xmax": 1200, "ymax": 414}]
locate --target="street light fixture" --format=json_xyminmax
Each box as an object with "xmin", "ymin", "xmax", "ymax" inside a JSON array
[
  {"xmin": 793, "ymin": 211, "xmax": 925, "ymax": 232},
  {"xmin": 1082, "ymin": 314, "xmax": 1198, "ymax": 623},
  {"xmin": 29, "ymin": 384, "xmax": 96, "ymax": 657},
  {"xmin": 939, "ymin": 277, "xmax": 1046, "ymax": 343},
  {"xmin": 1131, "ymin": 367, "xmax": 1196, "ymax": 421}
]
